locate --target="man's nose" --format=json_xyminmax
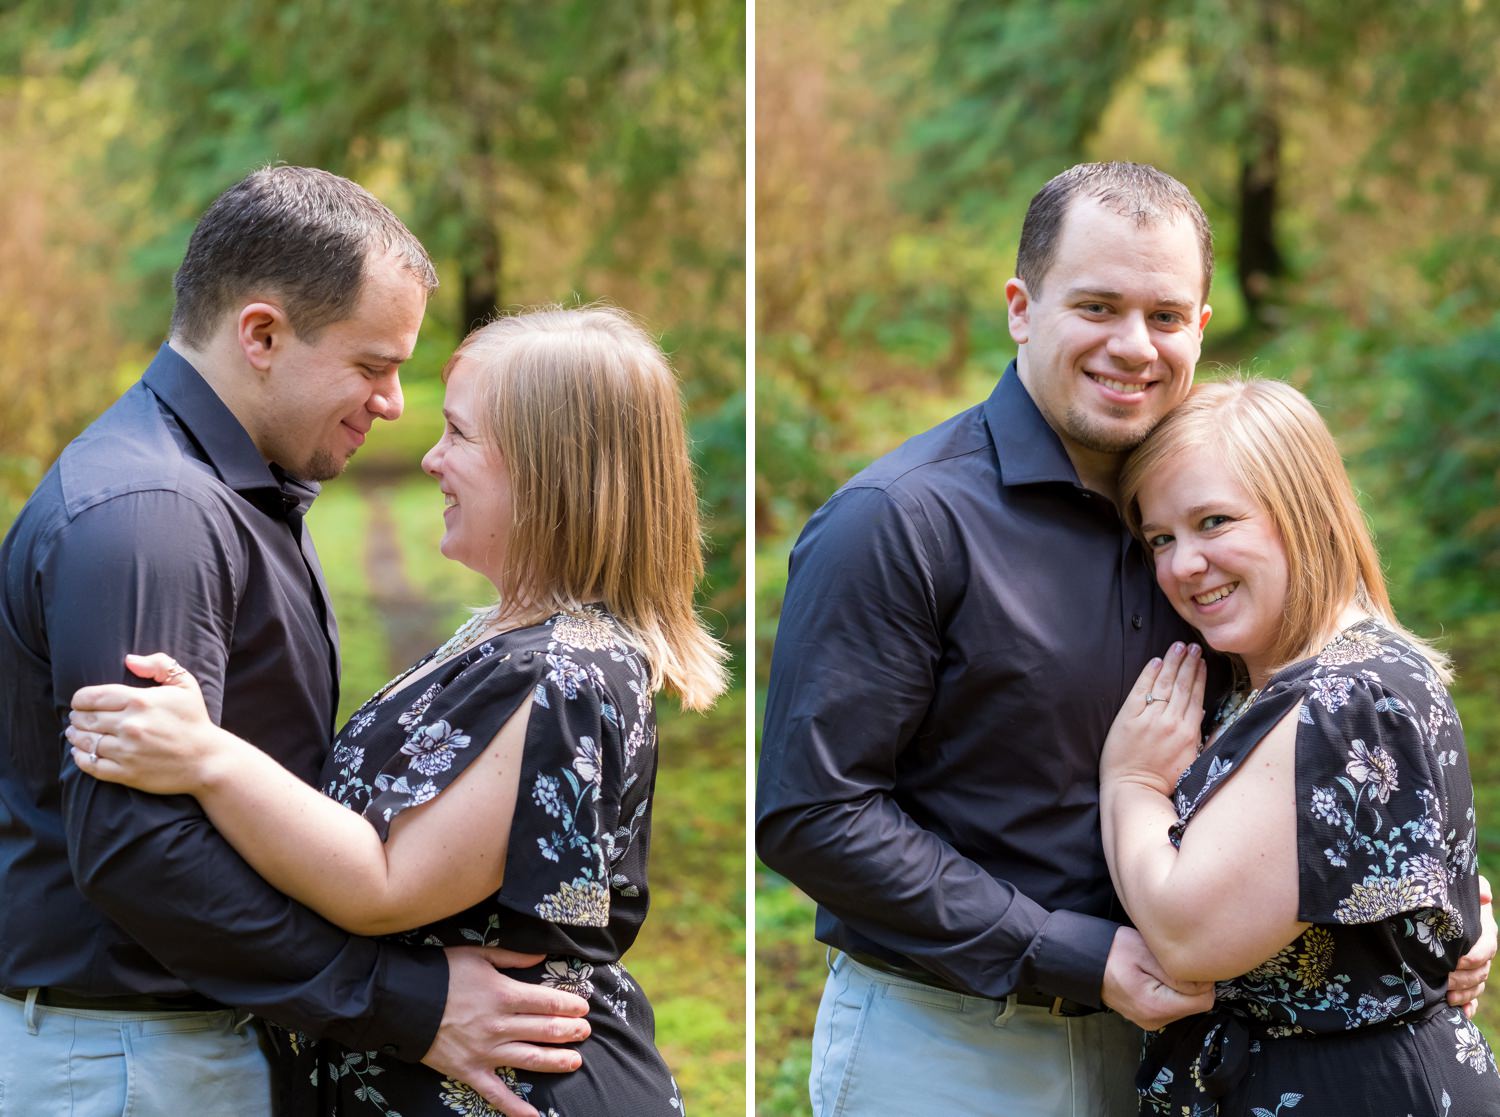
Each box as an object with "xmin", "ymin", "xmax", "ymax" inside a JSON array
[
  {"xmin": 369, "ymin": 372, "xmax": 403, "ymax": 422},
  {"xmin": 1107, "ymin": 313, "xmax": 1157, "ymax": 366}
]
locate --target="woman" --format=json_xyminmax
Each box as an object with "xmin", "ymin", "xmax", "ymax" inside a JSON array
[
  {"xmin": 1100, "ymin": 376, "xmax": 1499, "ymax": 1115},
  {"xmin": 66, "ymin": 306, "xmax": 727, "ymax": 1116}
]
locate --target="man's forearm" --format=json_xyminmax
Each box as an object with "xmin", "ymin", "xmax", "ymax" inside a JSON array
[
  {"xmin": 758, "ymin": 793, "xmax": 1118, "ymax": 1005},
  {"xmin": 64, "ymin": 772, "xmax": 447, "ymax": 1058}
]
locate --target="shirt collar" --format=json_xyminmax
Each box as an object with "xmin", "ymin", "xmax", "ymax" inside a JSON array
[
  {"xmin": 141, "ymin": 343, "xmax": 321, "ymax": 516},
  {"xmin": 982, "ymin": 360, "xmax": 1084, "ymax": 488}
]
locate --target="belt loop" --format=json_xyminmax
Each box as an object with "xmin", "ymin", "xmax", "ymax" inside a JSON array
[
  {"xmin": 993, "ymin": 993, "xmax": 1018, "ymax": 1028},
  {"xmin": 23, "ymin": 986, "xmax": 40, "ymax": 1035}
]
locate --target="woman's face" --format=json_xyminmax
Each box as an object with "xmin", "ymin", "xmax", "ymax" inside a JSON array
[
  {"xmin": 1136, "ymin": 443, "xmax": 1290, "ymax": 685},
  {"xmin": 421, "ymin": 359, "xmax": 513, "ymax": 588}
]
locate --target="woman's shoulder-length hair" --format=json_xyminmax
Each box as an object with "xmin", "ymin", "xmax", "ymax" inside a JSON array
[{"xmin": 448, "ymin": 304, "xmax": 728, "ymax": 711}]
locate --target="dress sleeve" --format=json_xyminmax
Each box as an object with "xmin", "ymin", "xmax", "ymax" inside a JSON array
[
  {"xmin": 361, "ymin": 646, "xmax": 542, "ymax": 840},
  {"xmin": 1296, "ymin": 673, "xmax": 1461, "ymax": 945},
  {"xmin": 492, "ymin": 646, "xmax": 625, "ymax": 928}
]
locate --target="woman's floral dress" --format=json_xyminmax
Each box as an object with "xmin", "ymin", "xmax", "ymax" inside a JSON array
[
  {"xmin": 278, "ymin": 606, "xmax": 686, "ymax": 1117},
  {"xmin": 1139, "ymin": 620, "xmax": 1500, "ymax": 1117}
]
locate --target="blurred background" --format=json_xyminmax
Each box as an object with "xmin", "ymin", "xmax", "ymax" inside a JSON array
[
  {"xmin": 0, "ymin": 1, "xmax": 745, "ymax": 1111},
  {"xmin": 756, "ymin": 0, "xmax": 1500, "ymax": 1111}
]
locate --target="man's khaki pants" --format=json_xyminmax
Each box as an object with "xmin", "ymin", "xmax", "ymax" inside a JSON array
[{"xmin": 810, "ymin": 952, "xmax": 1140, "ymax": 1117}]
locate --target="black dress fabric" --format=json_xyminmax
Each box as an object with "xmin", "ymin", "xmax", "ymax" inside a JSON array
[
  {"xmin": 1139, "ymin": 619, "xmax": 1500, "ymax": 1116},
  {"xmin": 277, "ymin": 606, "xmax": 685, "ymax": 1116}
]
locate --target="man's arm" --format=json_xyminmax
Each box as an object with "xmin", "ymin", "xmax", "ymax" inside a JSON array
[
  {"xmin": 46, "ymin": 491, "xmax": 446, "ymax": 1054},
  {"xmin": 42, "ymin": 493, "xmax": 588, "ymax": 1117},
  {"xmin": 756, "ymin": 486, "xmax": 1211, "ymax": 1023}
]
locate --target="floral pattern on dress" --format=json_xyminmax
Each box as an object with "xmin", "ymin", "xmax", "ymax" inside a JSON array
[
  {"xmin": 1140, "ymin": 620, "xmax": 1500, "ymax": 1116},
  {"xmin": 277, "ymin": 606, "xmax": 682, "ymax": 1117}
]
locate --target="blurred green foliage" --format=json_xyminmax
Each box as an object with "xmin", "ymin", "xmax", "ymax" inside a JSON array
[
  {"xmin": 0, "ymin": 3, "xmax": 745, "ymax": 1111},
  {"xmin": 1, "ymin": 0, "xmax": 745, "ymax": 657},
  {"xmin": 756, "ymin": 2, "xmax": 1500, "ymax": 1113}
]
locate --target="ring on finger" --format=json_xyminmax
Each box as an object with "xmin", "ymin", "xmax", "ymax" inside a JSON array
[
  {"xmin": 163, "ymin": 660, "xmax": 186, "ymax": 683},
  {"xmin": 1144, "ymin": 693, "xmax": 1162, "ymax": 706}
]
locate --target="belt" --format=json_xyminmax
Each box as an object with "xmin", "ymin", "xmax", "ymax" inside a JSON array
[
  {"xmin": 845, "ymin": 952, "xmax": 1103, "ymax": 1017},
  {"xmin": 1, "ymin": 986, "xmax": 222, "ymax": 1013}
]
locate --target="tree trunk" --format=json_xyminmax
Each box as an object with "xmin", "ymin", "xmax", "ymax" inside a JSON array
[
  {"xmin": 1237, "ymin": 115, "xmax": 1284, "ymax": 330},
  {"xmin": 1236, "ymin": 0, "xmax": 1285, "ymax": 330},
  {"xmin": 461, "ymin": 217, "xmax": 501, "ymax": 332}
]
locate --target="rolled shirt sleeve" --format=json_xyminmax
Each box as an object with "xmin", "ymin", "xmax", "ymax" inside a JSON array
[{"xmin": 44, "ymin": 491, "xmax": 445, "ymax": 1059}]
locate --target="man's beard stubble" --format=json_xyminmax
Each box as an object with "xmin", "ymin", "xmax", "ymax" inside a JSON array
[{"xmin": 1062, "ymin": 403, "xmax": 1162, "ymax": 456}]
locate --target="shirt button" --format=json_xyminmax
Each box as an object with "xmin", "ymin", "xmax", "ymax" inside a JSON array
[{"xmin": 1131, "ymin": 614, "xmax": 1143, "ymax": 630}]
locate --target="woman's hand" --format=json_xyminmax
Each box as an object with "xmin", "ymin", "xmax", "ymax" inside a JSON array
[
  {"xmin": 1099, "ymin": 642, "xmax": 1207, "ymax": 797},
  {"xmin": 67, "ymin": 653, "xmax": 238, "ymax": 795}
]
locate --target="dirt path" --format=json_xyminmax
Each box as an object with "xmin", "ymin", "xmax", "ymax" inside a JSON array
[{"xmin": 357, "ymin": 476, "xmax": 447, "ymax": 675}]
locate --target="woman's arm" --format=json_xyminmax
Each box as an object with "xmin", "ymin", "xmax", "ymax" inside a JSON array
[
  {"xmin": 70, "ymin": 653, "xmax": 528, "ymax": 937},
  {"xmin": 1099, "ymin": 644, "xmax": 1307, "ymax": 983}
]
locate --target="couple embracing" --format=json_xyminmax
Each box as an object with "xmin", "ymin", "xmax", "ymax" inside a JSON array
[
  {"xmin": 0, "ymin": 166, "xmax": 725, "ymax": 1116},
  {"xmin": 758, "ymin": 162, "xmax": 1500, "ymax": 1115}
]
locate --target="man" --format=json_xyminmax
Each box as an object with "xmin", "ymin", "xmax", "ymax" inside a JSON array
[
  {"xmin": 0, "ymin": 167, "xmax": 585, "ymax": 1117},
  {"xmin": 757, "ymin": 162, "xmax": 1492, "ymax": 1114}
]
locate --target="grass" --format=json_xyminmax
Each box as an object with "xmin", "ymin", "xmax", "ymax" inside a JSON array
[
  {"xmin": 629, "ymin": 689, "xmax": 748, "ymax": 1115},
  {"xmin": 303, "ymin": 484, "xmax": 388, "ymax": 716},
  {"xmin": 754, "ymin": 870, "xmax": 823, "ymax": 1117}
]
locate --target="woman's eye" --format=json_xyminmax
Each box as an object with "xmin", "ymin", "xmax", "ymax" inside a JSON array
[
  {"xmin": 1201, "ymin": 514, "xmax": 1230, "ymax": 530},
  {"xmin": 1147, "ymin": 533, "xmax": 1173, "ymax": 549}
]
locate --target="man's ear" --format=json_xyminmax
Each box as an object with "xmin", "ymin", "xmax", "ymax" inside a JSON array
[
  {"xmin": 236, "ymin": 302, "xmax": 289, "ymax": 373},
  {"xmin": 1197, "ymin": 303, "xmax": 1213, "ymax": 338},
  {"xmin": 1004, "ymin": 278, "xmax": 1031, "ymax": 345}
]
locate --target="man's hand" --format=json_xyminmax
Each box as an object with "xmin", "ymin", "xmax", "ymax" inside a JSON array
[
  {"xmin": 422, "ymin": 946, "xmax": 591, "ymax": 1117},
  {"xmin": 1450, "ymin": 874, "xmax": 1497, "ymax": 1019},
  {"xmin": 1101, "ymin": 926, "xmax": 1215, "ymax": 1031}
]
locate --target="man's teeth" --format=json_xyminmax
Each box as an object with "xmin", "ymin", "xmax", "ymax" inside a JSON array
[
  {"xmin": 444, "ymin": 494, "xmax": 457, "ymax": 507},
  {"xmin": 1194, "ymin": 583, "xmax": 1238, "ymax": 605},
  {"xmin": 1092, "ymin": 374, "xmax": 1148, "ymax": 394}
]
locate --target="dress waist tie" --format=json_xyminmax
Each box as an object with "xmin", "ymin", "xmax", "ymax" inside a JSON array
[{"xmin": 1136, "ymin": 999, "xmax": 1451, "ymax": 1111}]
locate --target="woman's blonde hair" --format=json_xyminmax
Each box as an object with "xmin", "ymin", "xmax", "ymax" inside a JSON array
[
  {"xmin": 1118, "ymin": 376, "xmax": 1452, "ymax": 684},
  {"xmin": 446, "ymin": 305, "xmax": 729, "ymax": 710}
]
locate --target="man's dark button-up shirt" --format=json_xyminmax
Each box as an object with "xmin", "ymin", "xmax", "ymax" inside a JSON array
[
  {"xmin": 0, "ymin": 344, "xmax": 445, "ymax": 1058},
  {"xmin": 757, "ymin": 364, "xmax": 1209, "ymax": 1007}
]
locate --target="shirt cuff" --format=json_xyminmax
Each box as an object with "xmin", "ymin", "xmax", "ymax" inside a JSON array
[
  {"xmin": 1026, "ymin": 909, "xmax": 1120, "ymax": 1008},
  {"xmin": 356, "ymin": 946, "xmax": 449, "ymax": 1061}
]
